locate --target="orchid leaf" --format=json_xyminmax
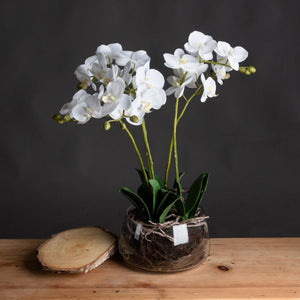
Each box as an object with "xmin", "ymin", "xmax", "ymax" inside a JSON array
[
  {"xmin": 184, "ymin": 173, "xmax": 210, "ymax": 219},
  {"xmin": 159, "ymin": 197, "xmax": 181, "ymax": 223},
  {"xmin": 120, "ymin": 187, "xmax": 151, "ymax": 220},
  {"xmin": 149, "ymin": 179, "xmax": 161, "ymax": 214},
  {"xmin": 154, "ymin": 174, "xmax": 164, "ymax": 189}
]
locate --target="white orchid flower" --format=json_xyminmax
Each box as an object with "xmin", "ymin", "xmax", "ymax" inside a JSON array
[
  {"xmin": 166, "ymin": 72, "xmax": 194, "ymax": 98},
  {"xmin": 125, "ymin": 88, "xmax": 166, "ymax": 126},
  {"xmin": 200, "ymin": 74, "xmax": 217, "ymax": 102},
  {"xmin": 96, "ymin": 43, "xmax": 123, "ymax": 64},
  {"xmin": 99, "ymin": 78, "xmax": 129, "ymax": 118},
  {"xmin": 109, "ymin": 94, "xmax": 132, "ymax": 120},
  {"xmin": 184, "ymin": 31, "xmax": 217, "ymax": 60},
  {"xmin": 214, "ymin": 41, "xmax": 248, "ymax": 71},
  {"xmin": 163, "ymin": 48, "xmax": 200, "ymax": 73},
  {"xmin": 115, "ymin": 50, "xmax": 150, "ymax": 68},
  {"xmin": 74, "ymin": 55, "xmax": 97, "ymax": 90},
  {"xmin": 134, "ymin": 61, "xmax": 165, "ymax": 94},
  {"xmin": 59, "ymin": 89, "xmax": 88, "ymax": 115},
  {"xmin": 91, "ymin": 63, "xmax": 119, "ymax": 85},
  {"xmin": 212, "ymin": 64, "xmax": 230, "ymax": 85},
  {"xmin": 71, "ymin": 94, "xmax": 101, "ymax": 124}
]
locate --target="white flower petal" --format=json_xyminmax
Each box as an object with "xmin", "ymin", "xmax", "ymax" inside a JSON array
[
  {"xmin": 145, "ymin": 69, "xmax": 165, "ymax": 89},
  {"xmin": 163, "ymin": 53, "xmax": 180, "ymax": 69},
  {"xmin": 232, "ymin": 46, "xmax": 248, "ymax": 62},
  {"xmin": 174, "ymin": 48, "xmax": 185, "ymax": 58}
]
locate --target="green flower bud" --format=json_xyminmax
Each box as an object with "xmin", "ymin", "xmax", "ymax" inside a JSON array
[
  {"xmin": 104, "ymin": 121, "xmax": 111, "ymax": 131},
  {"xmin": 249, "ymin": 66, "xmax": 256, "ymax": 73},
  {"xmin": 130, "ymin": 115, "xmax": 139, "ymax": 123},
  {"xmin": 57, "ymin": 119, "xmax": 64, "ymax": 124},
  {"xmin": 120, "ymin": 122, "xmax": 127, "ymax": 130},
  {"xmin": 52, "ymin": 114, "xmax": 62, "ymax": 121},
  {"xmin": 245, "ymin": 70, "xmax": 251, "ymax": 75},
  {"xmin": 239, "ymin": 66, "xmax": 246, "ymax": 73},
  {"xmin": 63, "ymin": 114, "xmax": 71, "ymax": 122}
]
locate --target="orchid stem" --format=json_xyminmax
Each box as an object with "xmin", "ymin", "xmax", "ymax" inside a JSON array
[
  {"xmin": 141, "ymin": 118, "xmax": 155, "ymax": 180},
  {"xmin": 164, "ymin": 85, "xmax": 204, "ymax": 189},
  {"xmin": 173, "ymin": 98, "xmax": 180, "ymax": 183},
  {"xmin": 119, "ymin": 120, "xmax": 148, "ymax": 183}
]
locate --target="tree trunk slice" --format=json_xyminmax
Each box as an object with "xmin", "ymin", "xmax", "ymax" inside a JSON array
[{"xmin": 37, "ymin": 227, "xmax": 117, "ymax": 273}]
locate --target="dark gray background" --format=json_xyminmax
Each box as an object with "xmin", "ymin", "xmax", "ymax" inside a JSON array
[{"xmin": 1, "ymin": 0, "xmax": 299, "ymax": 238}]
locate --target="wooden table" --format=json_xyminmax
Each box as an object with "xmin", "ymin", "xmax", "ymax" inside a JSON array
[{"xmin": 0, "ymin": 238, "xmax": 299, "ymax": 299}]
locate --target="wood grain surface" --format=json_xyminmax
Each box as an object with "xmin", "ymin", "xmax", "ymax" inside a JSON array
[{"xmin": 0, "ymin": 238, "xmax": 299, "ymax": 299}]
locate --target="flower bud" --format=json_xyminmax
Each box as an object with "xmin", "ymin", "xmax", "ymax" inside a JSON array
[
  {"xmin": 130, "ymin": 115, "xmax": 139, "ymax": 123},
  {"xmin": 104, "ymin": 121, "xmax": 111, "ymax": 131},
  {"xmin": 249, "ymin": 66, "xmax": 256, "ymax": 73},
  {"xmin": 57, "ymin": 119, "xmax": 64, "ymax": 124},
  {"xmin": 245, "ymin": 70, "xmax": 251, "ymax": 75},
  {"xmin": 239, "ymin": 66, "xmax": 246, "ymax": 73},
  {"xmin": 63, "ymin": 114, "xmax": 71, "ymax": 122},
  {"xmin": 52, "ymin": 114, "xmax": 62, "ymax": 121}
]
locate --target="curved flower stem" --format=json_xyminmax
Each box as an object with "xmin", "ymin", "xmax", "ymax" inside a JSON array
[
  {"xmin": 141, "ymin": 118, "xmax": 155, "ymax": 180},
  {"xmin": 119, "ymin": 120, "xmax": 148, "ymax": 183}
]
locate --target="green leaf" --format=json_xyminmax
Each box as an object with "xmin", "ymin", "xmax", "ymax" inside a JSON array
[
  {"xmin": 159, "ymin": 197, "xmax": 181, "ymax": 223},
  {"xmin": 155, "ymin": 190, "xmax": 171, "ymax": 218},
  {"xmin": 136, "ymin": 169, "xmax": 147, "ymax": 185},
  {"xmin": 154, "ymin": 174, "xmax": 165, "ymax": 189},
  {"xmin": 149, "ymin": 179, "xmax": 161, "ymax": 214},
  {"xmin": 120, "ymin": 187, "xmax": 151, "ymax": 220},
  {"xmin": 184, "ymin": 173, "xmax": 210, "ymax": 219},
  {"xmin": 137, "ymin": 182, "xmax": 153, "ymax": 209}
]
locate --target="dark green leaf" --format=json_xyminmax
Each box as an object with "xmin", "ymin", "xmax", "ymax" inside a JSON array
[
  {"xmin": 120, "ymin": 187, "xmax": 151, "ymax": 220},
  {"xmin": 184, "ymin": 173, "xmax": 210, "ymax": 219},
  {"xmin": 135, "ymin": 169, "xmax": 147, "ymax": 185},
  {"xmin": 149, "ymin": 179, "xmax": 161, "ymax": 214},
  {"xmin": 155, "ymin": 191, "xmax": 171, "ymax": 218},
  {"xmin": 159, "ymin": 197, "xmax": 181, "ymax": 223},
  {"xmin": 137, "ymin": 182, "xmax": 153, "ymax": 209}
]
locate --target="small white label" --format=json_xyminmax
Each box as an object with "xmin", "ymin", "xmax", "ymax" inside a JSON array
[
  {"xmin": 173, "ymin": 224, "xmax": 189, "ymax": 246},
  {"xmin": 134, "ymin": 223, "xmax": 142, "ymax": 240}
]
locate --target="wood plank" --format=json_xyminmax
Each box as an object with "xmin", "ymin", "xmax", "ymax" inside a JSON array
[{"xmin": 0, "ymin": 238, "xmax": 299, "ymax": 299}]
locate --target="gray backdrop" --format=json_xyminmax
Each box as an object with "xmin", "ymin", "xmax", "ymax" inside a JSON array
[{"xmin": 1, "ymin": 0, "xmax": 299, "ymax": 238}]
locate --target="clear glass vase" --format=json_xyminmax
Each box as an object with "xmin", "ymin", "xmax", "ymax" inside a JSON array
[{"xmin": 118, "ymin": 207, "xmax": 209, "ymax": 272}]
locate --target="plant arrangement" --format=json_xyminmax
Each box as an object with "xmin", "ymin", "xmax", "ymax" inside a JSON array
[{"xmin": 53, "ymin": 30, "xmax": 255, "ymax": 271}]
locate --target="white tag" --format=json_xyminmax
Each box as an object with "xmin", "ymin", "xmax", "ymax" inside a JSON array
[
  {"xmin": 173, "ymin": 224, "xmax": 189, "ymax": 246},
  {"xmin": 134, "ymin": 223, "xmax": 142, "ymax": 240}
]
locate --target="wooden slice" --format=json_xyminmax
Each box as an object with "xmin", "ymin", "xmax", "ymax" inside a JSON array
[{"xmin": 37, "ymin": 226, "xmax": 117, "ymax": 273}]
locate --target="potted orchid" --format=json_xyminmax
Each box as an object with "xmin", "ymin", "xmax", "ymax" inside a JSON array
[{"xmin": 53, "ymin": 31, "xmax": 255, "ymax": 272}]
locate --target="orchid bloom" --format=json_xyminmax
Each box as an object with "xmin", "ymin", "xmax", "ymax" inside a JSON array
[
  {"xmin": 163, "ymin": 49, "xmax": 200, "ymax": 73},
  {"xmin": 134, "ymin": 62, "xmax": 165, "ymax": 94},
  {"xmin": 96, "ymin": 43, "xmax": 123, "ymax": 64},
  {"xmin": 214, "ymin": 41, "xmax": 248, "ymax": 71},
  {"xmin": 166, "ymin": 71, "xmax": 195, "ymax": 98},
  {"xmin": 200, "ymin": 74, "xmax": 217, "ymax": 102},
  {"xmin": 74, "ymin": 56, "xmax": 97, "ymax": 90},
  {"xmin": 125, "ymin": 88, "xmax": 166, "ymax": 125},
  {"xmin": 184, "ymin": 31, "xmax": 217, "ymax": 60},
  {"xmin": 59, "ymin": 89, "xmax": 88, "ymax": 115},
  {"xmin": 115, "ymin": 50, "xmax": 150, "ymax": 68},
  {"xmin": 212, "ymin": 64, "xmax": 230, "ymax": 85},
  {"xmin": 71, "ymin": 93, "xmax": 101, "ymax": 124}
]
